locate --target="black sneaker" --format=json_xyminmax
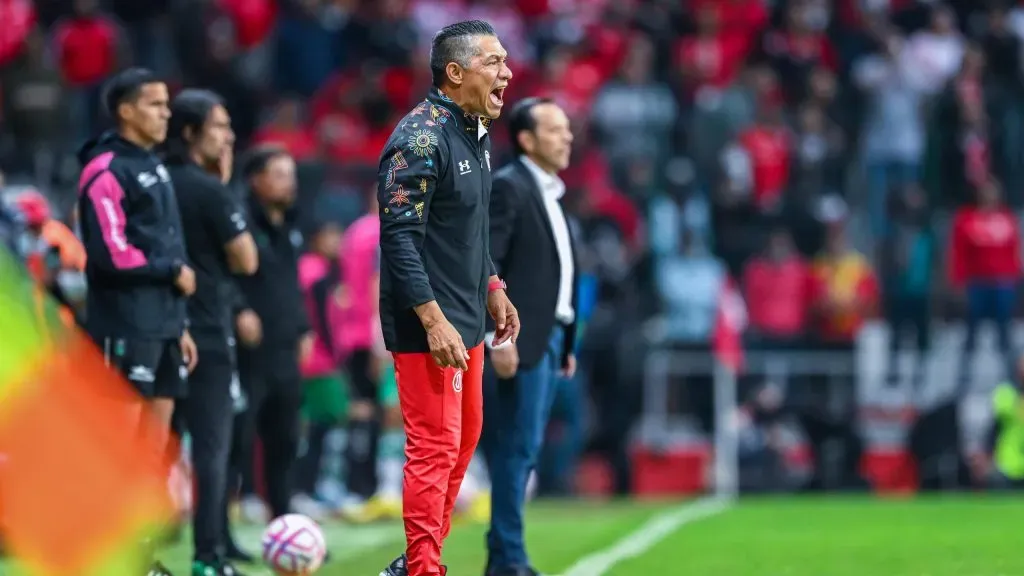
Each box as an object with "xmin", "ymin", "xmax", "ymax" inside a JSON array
[
  {"xmin": 379, "ymin": 554, "xmax": 408, "ymax": 576},
  {"xmin": 146, "ymin": 561, "xmax": 174, "ymax": 576}
]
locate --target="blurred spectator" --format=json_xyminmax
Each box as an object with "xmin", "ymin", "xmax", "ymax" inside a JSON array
[
  {"xmin": 761, "ymin": 0, "xmax": 838, "ymax": 103},
  {"xmin": 733, "ymin": 98, "xmax": 791, "ymax": 214},
  {"xmin": 590, "ymin": 35, "xmax": 677, "ymax": 191},
  {"xmin": 654, "ymin": 227, "xmax": 724, "ymax": 435},
  {"xmin": 689, "ymin": 0, "xmax": 769, "ymax": 58},
  {"xmin": 655, "ymin": 228, "xmax": 725, "ymax": 344},
  {"xmin": 982, "ymin": 4, "xmax": 1024, "ymax": 195},
  {"xmin": 929, "ymin": 45, "xmax": 991, "ymax": 207},
  {"xmin": 275, "ymin": 0, "xmax": 354, "ymax": 98},
  {"xmin": 0, "ymin": 0, "xmax": 36, "ymax": 70},
  {"xmin": 853, "ymin": 27, "xmax": 926, "ymax": 236},
  {"xmin": 808, "ymin": 219, "xmax": 880, "ymax": 345},
  {"xmin": 1, "ymin": 28, "xmax": 66, "ymax": 185},
  {"xmin": 14, "ymin": 189, "xmax": 86, "ymax": 322},
  {"xmin": 949, "ymin": 179, "xmax": 1021, "ymax": 388},
  {"xmin": 690, "ymin": 62, "xmax": 778, "ymax": 182},
  {"xmin": 53, "ymin": 0, "xmax": 121, "ymax": 142},
  {"xmin": 742, "ymin": 226, "xmax": 809, "ymax": 346},
  {"xmin": 805, "ymin": 67, "xmax": 850, "ymax": 137},
  {"xmin": 902, "ymin": 4, "xmax": 965, "ymax": 95},
  {"xmin": 981, "ymin": 3, "xmax": 1022, "ymax": 92},
  {"xmin": 348, "ymin": 0, "xmax": 418, "ymax": 67},
  {"xmin": 789, "ymin": 102, "xmax": 846, "ymax": 201},
  {"xmin": 252, "ymin": 99, "xmax": 320, "ymax": 162},
  {"xmin": 880, "ymin": 184, "xmax": 934, "ymax": 387},
  {"xmin": 676, "ymin": 5, "xmax": 746, "ymax": 103},
  {"xmin": 107, "ymin": 0, "xmax": 172, "ymax": 74}
]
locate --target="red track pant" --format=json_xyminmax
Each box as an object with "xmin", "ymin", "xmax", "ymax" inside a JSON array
[{"xmin": 393, "ymin": 344, "xmax": 485, "ymax": 576}]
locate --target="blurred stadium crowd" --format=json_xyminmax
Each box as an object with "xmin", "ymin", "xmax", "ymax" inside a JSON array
[{"xmin": 3, "ymin": 0, "xmax": 1024, "ymax": 497}]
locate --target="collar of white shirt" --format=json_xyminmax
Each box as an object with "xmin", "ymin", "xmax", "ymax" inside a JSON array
[{"xmin": 520, "ymin": 155, "xmax": 566, "ymax": 201}]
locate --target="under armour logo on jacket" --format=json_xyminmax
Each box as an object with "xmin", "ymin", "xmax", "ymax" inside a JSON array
[{"xmin": 458, "ymin": 160, "xmax": 472, "ymax": 175}]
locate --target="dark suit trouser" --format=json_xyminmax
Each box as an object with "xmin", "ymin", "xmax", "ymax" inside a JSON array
[
  {"xmin": 482, "ymin": 327, "xmax": 563, "ymax": 571},
  {"xmin": 237, "ymin": 346, "xmax": 303, "ymax": 519},
  {"xmin": 182, "ymin": 334, "xmax": 236, "ymax": 560}
]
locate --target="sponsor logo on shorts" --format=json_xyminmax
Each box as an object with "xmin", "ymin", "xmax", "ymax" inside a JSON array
[
  {"xmin": 128, "ymin": 365, "xmax": 155, "ymax": 383},
  {"xmin": 452, "ymin": 369, "xmax": 463, "ymax": 393}
]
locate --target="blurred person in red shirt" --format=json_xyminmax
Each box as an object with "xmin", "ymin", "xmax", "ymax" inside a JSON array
[
  {"xmin": 0, "ymin": 0, "xmax": 35, "ymax": 69},
  {"xmin": 949, "ymin": 179, "xmax": 1021, "ymax": 388},
  {"xmin": 252, "ymin": 99, "xmax": 320, "ymax": 162},
  {"xmin": 53, "ymin": 0, "xmax": 120, "ymax": 141},
  {"xmin": 676, "ymin": 5, "xmax": 747, "ymax": 101},
  {"xmin": 743, "ymin": 226, "xmax": 809, "ymax": 347},
  {"xmin": 736, "ymin": 98, "xmax": 791, "ymax": 212}
]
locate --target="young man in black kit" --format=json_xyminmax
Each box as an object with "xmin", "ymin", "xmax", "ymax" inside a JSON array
[
  {"xmin": 75, "ymin": 67, "xmax": 199, "ymax": 576},
  {"xmin": 163, "ymin": 89, "xmax": 258, "ymax": 576}
]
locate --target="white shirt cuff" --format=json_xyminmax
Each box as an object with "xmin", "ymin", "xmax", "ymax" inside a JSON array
[{"xmin": 484, "ymin": 331, "xmax": 514, "ymax": 350}]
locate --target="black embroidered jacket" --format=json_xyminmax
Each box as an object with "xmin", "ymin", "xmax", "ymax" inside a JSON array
[{"xmin": 376, "ymin": 88, "xmax": 498, "ymax": 353}]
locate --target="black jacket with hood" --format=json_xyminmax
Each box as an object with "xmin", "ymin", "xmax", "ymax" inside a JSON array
[{"xmin": 76, "ymin": 130, "xmax": 189, "ymax": 340}]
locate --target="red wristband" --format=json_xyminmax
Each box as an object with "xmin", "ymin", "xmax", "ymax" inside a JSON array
[{"xmin": 488, "ymin": 279, "xmax": 506, "ymax": 292}]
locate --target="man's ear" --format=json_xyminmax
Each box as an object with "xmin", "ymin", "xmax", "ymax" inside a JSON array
[
  {"xmin": 183, "ymin": 125, "xmax": 195, "ymax": 144},
  {"xmin": 117, "ymin": 101, "xmax": 134, "ymax": 125},
  {"xmin": 445, "ymin": 62, "xmax": 464, "ymax": 87},
  {"xmin": 516, "ymin": 130, "xmax": 533, "ymax": 155}
]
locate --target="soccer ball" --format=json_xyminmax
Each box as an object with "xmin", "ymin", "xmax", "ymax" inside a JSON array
[{"xmin": 261, "ymin": 514, "xmax": 327, "ymax": 575}]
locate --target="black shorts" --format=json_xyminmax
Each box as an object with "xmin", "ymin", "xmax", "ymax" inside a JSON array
[
  {"xmin": 346, "ymin": 348, "xmax": 377, "ymax": 402},
  {"xmin": 101, "ymin": 336, "xmax": 188, "ymax": 399}
]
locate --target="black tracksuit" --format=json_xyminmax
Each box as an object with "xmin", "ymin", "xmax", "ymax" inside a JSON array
[
  {"xmin": 76, "ymin": 130, "xmax": 189, "ymax": 398},
  {"xmin": 234, "ymin": 196, "xmax": 309, "ymax": 518},
  {"xmin": 168, "ymin": 160, "xmax": 250, "ymax": 561}
]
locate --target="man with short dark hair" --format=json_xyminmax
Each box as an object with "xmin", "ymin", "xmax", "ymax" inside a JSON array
[
  {"xmin": 376, "ymin": 19, "xmax": 520, "ymax": 576},
  {"xmin": 164, "ymin": 88, "xmax": 258, "ymax": 576},
  {"xmin": 233, "ymin": 146, "xmax": 315, "ymax": 524},
  {"xmin": 483, "ymin": 97, "xmax": 578, "ymax": 576},
  {"xmin": 76, "ymin": 67, "xmax": 198, "ymax": 576}
]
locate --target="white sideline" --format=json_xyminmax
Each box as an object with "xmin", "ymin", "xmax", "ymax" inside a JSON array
[{"xmin": 556, "ymin": 496, "xmax": 733, "ymax": 576}]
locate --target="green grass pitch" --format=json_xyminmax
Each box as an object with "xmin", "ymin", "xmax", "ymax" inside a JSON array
[{"xmin": 2, "ymin": 495, "xmax": 1022, "ymax": 575}]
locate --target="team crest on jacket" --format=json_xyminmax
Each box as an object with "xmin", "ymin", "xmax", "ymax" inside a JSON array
[
  {"xmin": 407, "ymin": 129, "xmax": 439, "ymax": 157},
  {"xmin": 452, "ymin": 369, "xmax": 463, "ymax": 393}
]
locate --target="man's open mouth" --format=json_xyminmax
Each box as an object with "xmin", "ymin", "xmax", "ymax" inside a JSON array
[{"xmin": 490, "ymin": 87, "xmax": 505, "ymax": 106}]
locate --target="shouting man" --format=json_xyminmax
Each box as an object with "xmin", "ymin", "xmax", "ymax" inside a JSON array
[{"xmin": 376, "ymin": 20, "xmax": 520, "ymax": 576}]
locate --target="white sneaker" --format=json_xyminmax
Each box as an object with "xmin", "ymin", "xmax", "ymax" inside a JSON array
[
  {"xmin": 291, "ymin": 493, "xmax": 329, "ymax": 521},
  {"xmin": 239, "ymin": 495, "xmax": 270, "ymax": 524}
]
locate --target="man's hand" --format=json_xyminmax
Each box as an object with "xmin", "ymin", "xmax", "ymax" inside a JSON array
[
  {"xmin": 491, "ymin": 344, "xmax": 518, "ymax": 379},
  {"xmin": 298, "ymin": 331, "xmax": 315, "ymax": 364},
  {"xmin": 487, "ymin": 288, "xmax": 520, "ymax": 346},
  {"xmin": 415, "ymin": 301, "xmax": 470, "ymax": 371},
  {"xmin": 175, "ymin": 264, "xmax": 196, "ymax": 296},
  {"xmin": 236, "ymin": 309, "xmax": 262, "ymax": 346},
  {"xmin": 180, "ymin": 330, "xmax": 199, "ymax": 373},
  {"xmin": 560, "ymin": 353, "xmax": 577, "ymax": 379}
]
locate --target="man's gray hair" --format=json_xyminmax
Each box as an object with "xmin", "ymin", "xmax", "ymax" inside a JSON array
[{"xmin": 430, "ymin": 20, "xmax": 497, "ymax": 88}]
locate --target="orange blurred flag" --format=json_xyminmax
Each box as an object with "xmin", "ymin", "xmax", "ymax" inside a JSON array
[{"xmin": 0, "ymin": 250, "xmax": 178, "ymax": 575}]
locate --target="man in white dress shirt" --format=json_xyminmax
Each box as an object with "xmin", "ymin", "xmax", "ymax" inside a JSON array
[{"xmin": 481, "ymin": 97, "xmax": 579, "ymax": 576}]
